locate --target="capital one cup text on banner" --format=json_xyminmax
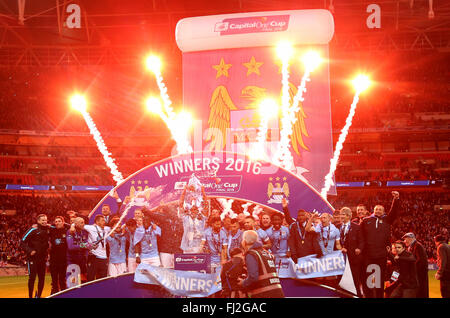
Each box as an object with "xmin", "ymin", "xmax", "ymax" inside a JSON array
[{"xmin": 178, "ymin": 11, "xmax": 336, "ymax": 194}]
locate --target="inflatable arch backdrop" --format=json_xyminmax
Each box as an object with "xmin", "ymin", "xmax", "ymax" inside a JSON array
[{"xmin": 88, "ymin": 151, "xmax": 334, "ymax": 223}]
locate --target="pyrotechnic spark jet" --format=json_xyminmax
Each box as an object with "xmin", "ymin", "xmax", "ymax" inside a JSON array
[
  {"xmin": 70, "ymin": 94, "xmax": 124, "ymax": 184},
  {"xmin": 252, "ymin": 98, "xmax": 278, "ymax": 160},
  {"xmin": 146, "ymin": 55, "xmax": 176, "ymax": 120},
  {"xmin": 146, "ymin": 55, "xmax": 193, "ymax": 155},
  {"xmin": 275, "ymin": 51, "xmax": 322, "ymax": 171},
  {"xmin": 146, "ymin": 96, "xmax": 193, "ymax": 154},
  {"xmin": 291, "ymin": 51, "xmax": 322, "ymax": 119},
  {"xmin": 274, "ymin": 42, "xmax": 295, "ymax": 169},
  {"xmin": 320, "ymin": 75, "xmax": 371, "ymax": 198}
]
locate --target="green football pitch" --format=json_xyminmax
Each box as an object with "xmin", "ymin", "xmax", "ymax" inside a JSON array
[{"xmin": 0, "ymin": 271, "xmax": 443, "ymax": 298}]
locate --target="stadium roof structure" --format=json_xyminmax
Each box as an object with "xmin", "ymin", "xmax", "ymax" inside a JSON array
[{"xmin": 0, "ymin": 0, "xmax": 449, "ymax": 67}]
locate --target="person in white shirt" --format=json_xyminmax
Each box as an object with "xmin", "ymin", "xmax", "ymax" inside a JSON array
[{"xmin": 84, "ymin": 215, "xmax": 110, "ymax": 281}]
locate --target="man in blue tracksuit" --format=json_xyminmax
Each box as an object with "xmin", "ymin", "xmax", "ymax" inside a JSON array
[
  {"xmin": 21, "ymin": 214, "xmax": 50, "ymax": 298},
  {"xmin": 48, "ymin": 216, "xmax": 70, "ymax": 294}
]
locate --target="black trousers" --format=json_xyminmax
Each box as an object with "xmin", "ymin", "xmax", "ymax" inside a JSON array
[
  {"xmin": 348, "ymin": 256, "xmax": 363, "ymax": 297},
  {"xmin": 363, "ymin": 257, "xmax": 387, "ymax": 298},
  {"xmin": 50, "ymin": 259, "xmax": 67, "ymax": 294},
  {"xmin": 87, "ymin": 254, "xmax": 108, "ymax": 281},
  {"xmin": 441, "ymin": 280, "xmax": 450, "ymax": 298},
  {"xmin": 390, "ymin": 285, "xmax": 417, "ymax": 298},
  {"xmin": 27, "ymin": 259, "xmax": 46, "ymax": 298}
]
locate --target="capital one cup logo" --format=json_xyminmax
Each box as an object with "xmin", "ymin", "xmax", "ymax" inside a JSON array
[{"xmin": 214, "ymin": 22, "xmax": 229, "ymax": 32}]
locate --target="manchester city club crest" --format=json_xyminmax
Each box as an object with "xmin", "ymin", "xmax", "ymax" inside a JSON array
[{"xmin": 267, "ymin": 177, "xmax": 289, "ymax": 204}]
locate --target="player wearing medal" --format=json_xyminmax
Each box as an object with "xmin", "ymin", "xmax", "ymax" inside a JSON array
[
  {"xmin": 106, "ymin": 219, "xmax": 127, "ymax": 276},
  {"xmin": 265, "ymin": 213, "xmax": 290, "ymax": 264},
  {"xmin": 225, "ymin": 219, "xmax": 243, "ymax": 260},
  {"xmin": 134, "ymin": 215, "xmax": 162, "ymax": 266},
  {"xmin": 243, "ymin": 216, "xmax": 271, "ymax": 250},
  {"xmin": 179, "ymin": 182, "xmax": 208, "ymax": 254},
  {"xmin": 84, "ymin": 215, "xmax": 110, "ymax": 281},
  {"xmin": 200, "ymin": 216, "xmax": 227, "ymax": 273},
  {"xmin": 281, "ymin": 199, "xmax": 322, "ymax": 262},
  {"xmin": 308, "ymin": 212, "xmax": 342, "ymax": 256},
  {"xmin": 124, "ymin": 218, "xmax": 138, "ymax": 272}
]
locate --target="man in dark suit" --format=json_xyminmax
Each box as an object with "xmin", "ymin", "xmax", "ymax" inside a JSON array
[
  {"xmin": 403, "ymin": 232, "xmax": 429, "ymax": 298},
  {"xmin": 339, "ymin": 207, "xmax": 364, "ymax": 297},
  {"xmin": 282, "ymin": 199, "xmax": 322, "ymax": 261}
]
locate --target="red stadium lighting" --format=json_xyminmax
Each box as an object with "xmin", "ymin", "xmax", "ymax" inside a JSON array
[{"xmin": 70, "ymin": 94, "xmax": 87, "ymax": 113}]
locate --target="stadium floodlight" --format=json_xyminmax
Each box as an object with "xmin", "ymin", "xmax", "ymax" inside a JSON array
[{"xmin": 70, "ymin": 94, "xmax": 87, "ymax": 113}]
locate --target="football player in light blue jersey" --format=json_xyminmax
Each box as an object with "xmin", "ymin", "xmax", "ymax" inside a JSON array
[
  {"xmin": 179, "ymin": 183, "xmax": 209, "ymax": 254},
  {"xmin": 135, "ymin": 216, "xmax": 162, "ymax": 266},
  {"xmin": 310, "ymin": 212, "xmax": 342, "ymax": 255},
  {"xmin": 225, "ymin": 219, "xmax": 243, "ymax": 260},
  {"xmin": 265, "ymin": 213, "xmax": 290, "ymax": 263},
  {"xmin": 124, "ymin": 218, "xmax": 138, "ymax": 273},
  {"xmin": 106, "ymin": 220, "xmax": 127, "ymax": 276},
  {"xmin": 200, "ymin": 216, "xmax": 227, "ymax": 273},
  {"xmin": 243, "ymin": 216, "xmax": 271, "ymax": 250}
]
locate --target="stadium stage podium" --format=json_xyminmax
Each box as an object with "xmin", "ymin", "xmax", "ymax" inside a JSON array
[{"xmin": 49, "ymin": 273, "xmax": 356, "ymax": 298}]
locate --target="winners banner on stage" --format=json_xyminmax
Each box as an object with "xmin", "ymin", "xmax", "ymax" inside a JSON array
[
  {"xmin": 274, "ymin": 251, "xmax": 346, "ymax": 279},
  {"xmin": 134, "ymin": 251, "xmax": 351, "ymax": 297},
  {"xmin": 134, "ymin": 264, "xmax": 222, "ymax": 297},
  {"xmin": 177, "ymin": 10, "xmax": 336, "ymax": 194}
]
